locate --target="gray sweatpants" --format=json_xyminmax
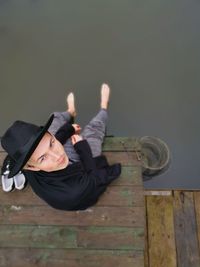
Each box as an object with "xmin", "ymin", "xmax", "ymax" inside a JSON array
[{"xmin": 48, "ymin": 109, "xmax": 108, "ymax": 162}]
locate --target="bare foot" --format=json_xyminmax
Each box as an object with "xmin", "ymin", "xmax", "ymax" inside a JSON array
[
  {"xmin": 66, "ymin": 92, "xmax": 76, "ymax": 117},
  {"xmin": 101, "ymin": 83, "xmax": 110, "ymax": 109}
]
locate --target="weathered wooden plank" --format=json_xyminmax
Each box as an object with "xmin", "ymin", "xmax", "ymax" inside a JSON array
[
  {"xmin": 0, "ymin": 225, "xmax": 144, "ymax": 250},
  {"xmin": 113, "ymin": 165, "xmax": 142, "ymax": 186},
  {"xmin": 146, "ymin": 195, "xmax": 177, "ymax": 267},
  {"xmin": 0, "ymin": 206, "xmax": 145, "ymax": 227},
  {"xmin": 72, "ymin": 185, "xmax": 143, "ymax": 207},
  {"xmin": 104, "ymin": 151, "xmax": 140, "ymax": 166},
  {"xmin": 77, "ymin": 226, "xmax": 144, "ymax": 250},
  {"xmin": 0, "ymin": 136, "xmax": 145, "ymax": 267},
  {"xmin": 144, "ymin": 229, "xmax": 149, "ymax": 267},
  {"xmin": 0, "ymin": 185, "xmax": 144, "ymax": 207},
  {"xmin": 0, "ymin": 248, "xmax": 144, "ymax": 267},
  {"xmin": 0, "ymin": 165, "xmax": 142, "ymax": 189},
  {"xmin": 0, "ymin": 152, "xmax": 6, "ymax": 166},
  {"xmin": 0, "ymin": 166, "xmax": 143, "ymax": 206},
  {"xmin": 0, "ymin": 165, "xmax": 142, "ymax": 188},
  {"xmin": 102, "ymin": 137, "xmax": 141, "ymax": 151},
  {"xmin": 194, "ymin": 191, "xmax": 200, "ymax": 251},
  {"xmin": 144, "ymin": 197, "xmax": 149, "ymax": 267},
  {"xmin": 0, "ymin": 166, "xmax": 142, "ymax": 190},
  {"xmin": 174, "ymin": 191, "xmax": 200, "ymax": 267}
]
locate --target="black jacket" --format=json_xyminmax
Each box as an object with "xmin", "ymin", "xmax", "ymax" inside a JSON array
[{"xmin": 24, "ymin": 122, "xmax": 121, "ymax": 211}]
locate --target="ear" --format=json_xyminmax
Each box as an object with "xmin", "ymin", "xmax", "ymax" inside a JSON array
[{"xmin": 23, "ymin": 164, "xmax": 40, "ymax": 172}]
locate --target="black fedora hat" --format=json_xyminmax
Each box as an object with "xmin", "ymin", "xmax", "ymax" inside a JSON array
[{"xmin": 1, "ymin": 115, "xmax": 54, "ymax": 178}]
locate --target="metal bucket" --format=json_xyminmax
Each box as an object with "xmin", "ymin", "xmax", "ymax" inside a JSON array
[{"xmin": 139, "ymin": 136, "xmax": 171, "ymax": 179}]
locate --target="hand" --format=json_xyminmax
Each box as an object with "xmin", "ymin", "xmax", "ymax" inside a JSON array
[
  {"xmin": 72, "ymin": 124, "xmax": 81, "ymax": 134},
  {"xmin": 71, "ymin": 134, "xmax": 83, "ymax": 145}
]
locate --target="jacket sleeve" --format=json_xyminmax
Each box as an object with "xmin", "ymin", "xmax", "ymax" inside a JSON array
[
  {"xmin": 74, "ymin": 140, "xmax": 96, "ymax": 172},
  {"xmin": 55, "ymin": 123, "xmax": 75, "ymax": 145}
]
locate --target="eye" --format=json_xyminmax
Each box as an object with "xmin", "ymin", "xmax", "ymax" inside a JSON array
[
  {"xmin": 40, "ymin": 155, "xmax": 46, "ymax": 162},
  {"xmin": 50, "ymin": 138, "xmax": 55, "ymax": 147}
]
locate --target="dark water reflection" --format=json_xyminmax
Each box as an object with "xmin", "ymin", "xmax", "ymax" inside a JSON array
[{"xmin": 0, "ymin": 0, "xmax": 200, "ymax": 189}]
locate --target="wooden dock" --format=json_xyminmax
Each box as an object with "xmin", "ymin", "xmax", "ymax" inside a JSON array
[
  {"xmin": 0, "ymin": 137, "xmax": 145, "ymax": 267},
  {"xmin": 2, "ymin": 136, "xmax": 199, "ymax": 267},
  {"xmin": 145, "ymin": 190, "xmax": 200, "ymax": 267}
]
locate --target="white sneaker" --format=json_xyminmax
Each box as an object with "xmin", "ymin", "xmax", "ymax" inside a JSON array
[
  {"xmin": 13, "ymin": 172, "xmax": 26, "ymax": 190},
  {"xmin": 1, "ymin": 170, "xmax": 14, "ymax": 192}
]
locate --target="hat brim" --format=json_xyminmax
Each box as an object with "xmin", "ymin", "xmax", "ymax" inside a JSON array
[{"xmin": 8, "ymin": 114, "xmax": 54, "ymax": 178}]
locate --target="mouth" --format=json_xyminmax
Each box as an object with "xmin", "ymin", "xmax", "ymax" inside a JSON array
[{"xmin": 58, "ymin": 155, "xmax": 65, "ymax": 165}]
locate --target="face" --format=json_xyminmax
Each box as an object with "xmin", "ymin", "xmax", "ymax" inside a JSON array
[{"xmin": 25, "ymin": 132, "xmax": 69, "ymax": 172}]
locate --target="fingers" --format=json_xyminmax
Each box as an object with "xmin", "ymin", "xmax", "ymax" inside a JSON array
[
  {"xmin": 71, "ymin": 134, "xmax": 83, "ymax": 145},
  {"xmin": 71, "ymin": 135, "xmax": 76, "ymax": 145},
  {"xmin": 73, "ymin": 124, "xmax": 81, "ymax": 129},
  {"xmin": 72, "ymin": 124, "xmax": 82, "ymax": 134}
]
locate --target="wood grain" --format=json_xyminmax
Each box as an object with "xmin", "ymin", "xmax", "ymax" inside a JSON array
[
  {"xmin": 0, "ymin": 137, "xmax": 145, "ymax": 267},
  {"xmin": 173, "ymin": 191, "xmax": 200, "ymax": 267},
  {"xmin": 0, "ymin": 248, "xmax": 144, "ymax": 267},
  {"xmin": 146, "ymin": 195, "xmax": 177, "ymax": 267}
]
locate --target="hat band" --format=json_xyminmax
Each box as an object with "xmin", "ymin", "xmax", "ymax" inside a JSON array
[{"xmin": 12, "ymin": 135, "xmax": 38, "ymax": 162}]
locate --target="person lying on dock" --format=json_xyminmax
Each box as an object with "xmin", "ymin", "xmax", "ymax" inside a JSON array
[{"xmin": 1, "ymin": 83, "xmax": 121, "ymax": 211}]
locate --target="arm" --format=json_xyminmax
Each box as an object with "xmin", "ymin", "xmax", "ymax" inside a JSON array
[
  {"xmin": 55, "ymin": 123, "xmax": 75, "ymax": 145},
  {"xmin": 73, "ymin": 139, "xmax": 96, "ymax": 172}
]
